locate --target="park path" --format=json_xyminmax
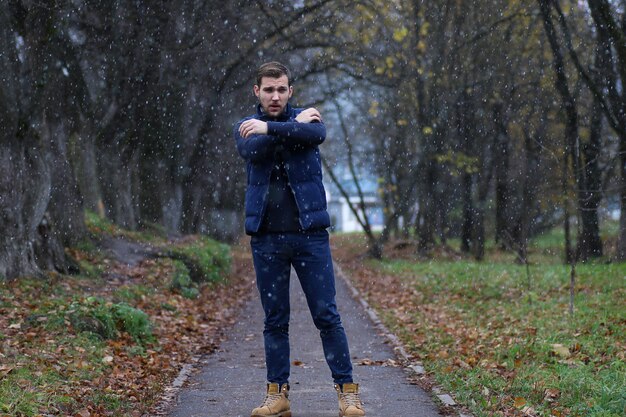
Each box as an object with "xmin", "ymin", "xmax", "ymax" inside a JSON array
[{"xmin": 164, "ymin": 265, "xmax": 442, "ymax": 417}]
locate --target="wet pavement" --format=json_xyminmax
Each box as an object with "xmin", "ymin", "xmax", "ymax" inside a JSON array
[{"xmin": 165, "ymin": 266, "xmax": 442, "ymax": 417}]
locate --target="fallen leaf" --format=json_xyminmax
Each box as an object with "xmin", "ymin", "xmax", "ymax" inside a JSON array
[
  {"xmin": 550, "ymin": 344, "xmax": 570, "ymax": 358},
  {"xmin": 454, "ymin": 358, "xmax": 471, "ymax": 369},
  {"xmin": 514, "ymin": 397, "xmax": 527, "ymax": 408},
  {"xmin": 544, "ymin": 388, "xmax": 560, "ymax": 401},
  {"xmin": 384, "ymin": 359, "xmax": 400, "ymax": 367},
  {"xmin": 0, "ymin": 365, "xmax": 13, "ymax": 377}
]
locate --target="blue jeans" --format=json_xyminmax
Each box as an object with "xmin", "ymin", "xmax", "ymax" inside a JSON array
[{"xmin": 250, "ymin": 230, "xmax": 353, "ymax": 386}]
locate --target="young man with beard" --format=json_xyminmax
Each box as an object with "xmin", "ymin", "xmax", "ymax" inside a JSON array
[{"xmin": 234, "ymin": 61, "xmax": 366, "ymax": 417}]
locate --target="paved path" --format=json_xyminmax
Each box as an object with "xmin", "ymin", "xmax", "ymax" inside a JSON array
[{"xmin": 166, "ymin": 266, "xmax": 441, "ymax": 417}]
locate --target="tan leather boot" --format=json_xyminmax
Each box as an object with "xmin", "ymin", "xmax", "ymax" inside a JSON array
[
  {"xmin": 251, "ymin": 383, "xmax": 291, "ymax": 417},
  {"xmin": 335, "ymin": 383, "xmax": 365, "ymax": 417}
]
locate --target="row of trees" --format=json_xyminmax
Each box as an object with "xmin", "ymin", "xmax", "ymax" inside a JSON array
[
  {"xmin": 319, "ymin": 0, "xmax": 626, "ymax": 262},
  {"xmin": 0, "ymin": 0, "xmax": 348, "ymax": 279},
  {"xmin": 3, "ymin": 0, "xmax": 626, "ymax": 279}
]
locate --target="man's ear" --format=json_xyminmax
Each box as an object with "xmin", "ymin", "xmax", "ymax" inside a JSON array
[
  {"xmin": 253, "ymin": 85, "xmax": 260, "ymax": 98},
  {"xmin": 288, "ymin": 85, "xmax": 293, "ymax": 99}
]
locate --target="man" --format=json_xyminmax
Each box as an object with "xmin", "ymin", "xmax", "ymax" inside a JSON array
[{"xmin": 233, "ymin": 61, "xmax": 366, "ymax": 417}]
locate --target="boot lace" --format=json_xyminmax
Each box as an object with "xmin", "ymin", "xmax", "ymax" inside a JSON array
[
  {"xmin": 341, "ymin": 392, "xmax": 362, "ymax": 408},
  {"xmin": 262, "ymin": 392, "xmax": 284, "ymax": 407}
]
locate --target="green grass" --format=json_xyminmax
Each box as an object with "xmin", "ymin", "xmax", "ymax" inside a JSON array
[
  {"xmin": 84, "ymin": 210, "xmax": 167, "ymax": 242},
  {"xmin": 0, "ymin": 367, "xmax": 71, "ymax": 415},
  {"xmin": 85, "ymin": 209, "xmax": 232, "ymax": 285},
  {"xmin": 68, "ymin": 297, "xmax": 154, "ymax": 343},
  {"xmin": 169, "ymin": 236, "xmax": 232, "ymax": 283},
  {"xmin": 0, "ymin": 209, "xmax": 237, "ymax": 415},
  {"xmin": 0, "ymin": 332, "xmax": 113, "ymax": 416},
  {"xmin": 169, "ymin": 260, "xmax": 200, "ymax": 299},
  {"xmin": 0, "ymin": 276, "xmax": 157, "ymax": 415},
  {"xmin": 374, "ymin": 259, "xmax": 626, "ymax": 416},
  {"xmin": 89, "ymin": 391, "xmax": 130, "ymax": 411},
  {"xmin": 114, "ymin": 284, "xmax": 155, "ymax": 303}
]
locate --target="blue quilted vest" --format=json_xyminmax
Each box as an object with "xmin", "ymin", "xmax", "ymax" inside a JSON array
[{"xmin": 234, "ymin": 104, "xmax": 331, "ymax": 235}]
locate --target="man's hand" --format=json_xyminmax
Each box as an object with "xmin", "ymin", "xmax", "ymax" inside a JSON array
[
  {"xmin": 239, "ymin": 119, "xmax": 268, "ymax": 139},
  {"xmin": 295, "ymin": 107, "xmax": 322, "ymax": 123}
]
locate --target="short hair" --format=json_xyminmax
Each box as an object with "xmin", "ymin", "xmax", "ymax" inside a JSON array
[{"xmin": 256, "ymin": 61, "xmax": 291, "ymax": 86}]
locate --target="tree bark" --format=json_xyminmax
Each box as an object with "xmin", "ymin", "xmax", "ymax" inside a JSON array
[
  {"xmin": 181, "ymin": 135, "xmax": 211, "ymax": 234},
  {"xmin": 0, "ymin": 140, "xmax": 51, "ymax": 280},
  {"xmin": 518, "ymin": 127, "xmax": 542, "ymax": 263},
  {"xmin": 577, "ymin": 89, "xmax": 604, "ymax": 260},
  {"xmin": 473, "ymin": 147, "xmax": 494, "ymax": 261},
  {"xmin": 43, "ymin": 115, "xmax": 86, "ymax": 247},
  {"xmin": 556, "ymin": 0, "xmax": 626, "ymax": 259},
  {"xmin": 98, "ymin": 139, "xmax": 138, "ymax": 230},
  {"xmin": 539, "ymin": 0, "xmax": 584, "ymax": 263},
  {"xmin": 417, "ymin": 160, "xmax": 438, "ymax": 253},
  {"xmin": 457, "ymin": 90, "xmax": 474, "ymax": 253},
  {"xmin": 493, "ymin": 101, "xmax": 512, "ymax": 248},
  {"xmin": 472, "ymin": 201, "xmax": 486, "ymax": 261},
  {"xmin": 460, "ymin": 169, "xmax": 473, "ymax": 253},
  {"xmin": 71, "ymin": 117, "xmax": 104, "ymax": 215},
  {"xmin": 1, "ymin": 3, "xmax": 85, "ymax": 278}
]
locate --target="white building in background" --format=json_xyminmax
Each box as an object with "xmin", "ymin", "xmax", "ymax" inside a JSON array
[{"xmin": 324, "ymin": 177, "xmax": 384, "ymax": 233}]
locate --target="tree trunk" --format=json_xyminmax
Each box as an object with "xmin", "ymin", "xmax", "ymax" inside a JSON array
[
  {"xmin": 43, "ymin": 115, "xmax": 86, "ymax": 247},
  {"xmin": 518, "ymin": 128, "xmax": 542, "ymax": 263},
  {"xmin": 472, "ymin": 201, "xmax": 485, "ymax": 261},
  {"xmin": 33, "ymin": 212, "xmax": 76, "ymax": 274},
  {"xmin": 578, "ymin": 97, "xmax": 603, "ymax": 260},
  {"xmin": 411, "ymin": 0, "xmax": 437, "ymax": 254},
  {"xmin": 473, "ymin": 155, "xmax": 493, "ymax": 261},
  {"xmin": 98, "ymin": 139, "xmax": 138, "ymax": 230},
  {"xmin": 461, "ymin": 173, "xmax": 473, "ymax": 253},
  {"xmin": 1, "ymin": 4, "xmax": 73, "ymax": 278},
  {"xmin": 433, "ymin": 169, "xmax": 450, "ymax": 245},
  {"xmin": 181, "ymin": 132, "xmax": 209, "ymax": 234},
  {"xmin": 137, "ymin": 153, "xmax": 183, "ymax": 233},
  {"xmin": 563, "ymin": 199, "xmax": 573, "ymax": 263},
  {"xmin": 416, "ymin": 127, "xmax": 442, "ymax": 254},
  {"xmin": 493, "ymin": 101, "xmax": 511, "ymax": 247},
  {"xmin": 417, "ymin": 161, "xmax": 438, "ymax": 253},
  {"xmin": 539, "ymin": 0, "xmax": 583, "ymax": 263},
  {"xmin": 182, "ymin": 177, "xmax": 208, "ymax": 235},
  {"xmin": 571, "ymin": 0, "xmax": 626, "ymax": 258},
  {"xmin": 180, "ymin": 136, "xmax": 218, "ymax": 235},
  {"xmin": 161, "ymin": 180, "xmax": 183, "ymax": 234},
  {"xmin": 617, "ymin": 139, "xmax": 626, "ymax": 259},
  {"xmin": 367, "ymin": 239, "xmax": 384, "ymax": 259},
  {"xmin": 0, "ymin": 140, "xmax": 51, "ymax": 280},
  {"xmin": 579, "ymin": 204, "xmax": 602, "ymax": 259},
  {"xmin": 458, "ymin": 90, "xmax": 474, "ymax": 254},
  {"xmin": 71, "ymin": 117, "xmax": 103, "ymax": 215}
]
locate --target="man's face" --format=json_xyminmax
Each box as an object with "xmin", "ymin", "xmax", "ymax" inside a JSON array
[{"xmin": 254, "ymin": 75, "xmax": 293, "ymax": 117}]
